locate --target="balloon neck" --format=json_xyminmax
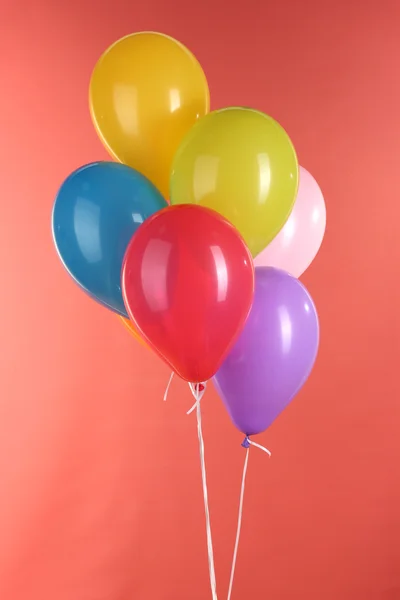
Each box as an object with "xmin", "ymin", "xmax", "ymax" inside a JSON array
[{"xmin": 241, "ymin": 436, "xmax": 251, "ymax": 449}]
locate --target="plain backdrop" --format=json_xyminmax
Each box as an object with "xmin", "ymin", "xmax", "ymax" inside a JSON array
[{"xmin": 1, "ymin": 0, "xmax": 399, "ymax": 598}]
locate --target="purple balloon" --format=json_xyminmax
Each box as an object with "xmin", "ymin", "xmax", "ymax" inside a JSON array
[{"xmin": 213, "ymin": 267, "xmax": 319, "ymax": 436}]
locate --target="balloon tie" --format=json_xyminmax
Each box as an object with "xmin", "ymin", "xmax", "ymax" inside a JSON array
[
  {"xmin": 187, "ymin": 381, "xmax": 207, "ymax": 414},
  {"xmin": 227, "ymin": 437, "xmax": 271, "ymax": 600},
  {"xmin": 163, "ymin": 372, "xmax": 175, "ymax": 402},
  {"xmin": 241, "ymin": 435, "xmax": 271, "ymax": 456},
  {"xmin": 189, "ymin": 382, "xmax": 218, "ymax": 600}
]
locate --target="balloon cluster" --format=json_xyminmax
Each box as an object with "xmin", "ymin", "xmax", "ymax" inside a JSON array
[{"xmin": 52, "ymin": 31, "xmax": 325, "ymax": 439}]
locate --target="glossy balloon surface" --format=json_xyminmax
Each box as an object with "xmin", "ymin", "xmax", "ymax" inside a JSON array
[
  {"xmin": 122, "ymin": 205, "xmax": 255, "ymax": 382},
  {"xmin": 255, "ymin": 167, "xmax": 326, "ymax": 276},
  {"xmin": 170, "ymin": 107, "xmax": 298, "ymax": 256},
  {"xmin": 52, "ymin": 162, "xmax": 167, "ymax": 316},
  {"xmin": 89, "ymin": 32, "xmax": 210, "ymax": 198},
  {"xmin": 214, "ymin": 267, "xmax": 319, "ymax": 435}
]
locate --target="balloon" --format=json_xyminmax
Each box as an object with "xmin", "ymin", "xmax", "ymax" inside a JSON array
[
  {"xmin": 118, "ymin": 317, "xmax": 149, "ymax": 348},
  {"xmin": 255, "ymin": 167, "xmax": 326, "ymax": 277},
  {"xmin": 89, "ymin": 32, "xmax": 210, "ymax": 198},
  {"xmin": 214, "ymin": 267, "xmax": 319, "ymax": 436},
  {"xmin": 52, "ymin": 162, "xmax": 167, "ymax": 316},
  {"xmin": 121, "ymin": 205, "xmax": 255, "ymax": 382},
  {"xmin": 170, "ymin": 107, "xmax": 298, "ymax": 256}
]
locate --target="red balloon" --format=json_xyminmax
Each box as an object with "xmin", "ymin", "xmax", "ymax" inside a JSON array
[{"xmin": 121, "ymin": 205, "xmax": 254, "ymax": 382}]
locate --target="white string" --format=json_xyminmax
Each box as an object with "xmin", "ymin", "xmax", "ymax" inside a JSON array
[
  {"xmin": 187, "ymin": 381, "xmax": 206, "ymax": 414},
  {"xmin": 163, "ymin": 375, "xmax": 205, "ymax": 413},
  {"xmin": 192, "ymin": 383, "xmax": 218, "ymax": 600},
  {"xmin": 163, "ymin": 372, "xmax": 174, "ymax": 402},
  {"xmin": 247, "ymin": 438, "xmax": 272, "ymax": 457},
  {"xmin": 227, "ymin": 437, "xmax": 271, "ymax": 600},
  {"xmin": 227, "ymin": 448, "xmax": 250, "ymax": 600}
]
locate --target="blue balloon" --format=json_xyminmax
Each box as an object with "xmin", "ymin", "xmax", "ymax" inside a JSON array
[{"xmin": 52, "ymin": 162, "xmax": 167, "ymax": 316}]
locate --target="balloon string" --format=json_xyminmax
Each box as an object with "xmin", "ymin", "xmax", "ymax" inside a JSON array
[
  {"xmin": 227, "ymin": 437, "xmax": 271, "ymax": 600},
  {"xmin": 191, "ymin": 383, "xmax": 218, "ymax": 600},
  {"xmin": 163, "ymin": 372, "xmax": 174, "ymax": 402},
  {"xmin": 187, "ymin": 381, "xmax": 207, "ymax": 414},
  {"xmin": 245, "ymin": 437, "xmax": 272, "ymax": 456},
  {"xmin": 227, "ymin": 447, "xmax": 249, "ymax": 600}
]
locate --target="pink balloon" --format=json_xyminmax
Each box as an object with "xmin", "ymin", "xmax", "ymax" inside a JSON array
[{"xmin": 255, "ymin": 167, "xmax": 326, "ymax": 277}]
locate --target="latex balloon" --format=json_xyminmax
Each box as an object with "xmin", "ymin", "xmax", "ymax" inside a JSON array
[
  {"xmin": 89, "ymin": 32, "xmax": 210, "ymax": 198},
  {"xmin": 214, "ymin": 267, "xmax": 319, "ymax": 436},
  {"xmin": 170, "ymin": 107, "xmax": 298, "ymax": 256},
  {"xmin": 121, "ymin": 205, "xmax": 255, "ymax": 382},
  {"xmin": 255, "ymin": 167, "xmax": 326, "ymax": 276},
  {"xmin": 52, "ymin": 162, "xmax": 167, "ymax": 316},
  {"xmin": 118, "ymin": 317, "xmax": 148, "ymax": 348}
]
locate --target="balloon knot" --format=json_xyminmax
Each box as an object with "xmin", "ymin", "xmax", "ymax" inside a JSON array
[{"xmin": 241, "ymin": 436, "xmax": 251, "ymax": 449}]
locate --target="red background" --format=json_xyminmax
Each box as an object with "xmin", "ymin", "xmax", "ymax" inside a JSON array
[{"xmin": 1, "ymin": 1, "xmax": 399, "ymax": 598}]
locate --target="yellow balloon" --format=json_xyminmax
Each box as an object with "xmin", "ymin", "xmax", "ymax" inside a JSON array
[
  {"xmin": 170, "ymin": 107, "xmax": 299, "ymax": 257},
  {"xmin": 89, "ymin": 32, "xmax": 210, "ymax": 199},
  {"xmin": 118, "ymin": 316, "xmax": 148, "ymax": 349}
]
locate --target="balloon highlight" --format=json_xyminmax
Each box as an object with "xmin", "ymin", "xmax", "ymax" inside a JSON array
[
  {"xmin": 170, "ymin": 107, "xmax": 298, "ymax": 256},
  {"xmin": 122, "ymin": 205, "xmax": 255, "ymax": 382},
  {"xmin": 89, "ymin": 32, "xmax": 210, "ymax": 198},
  {"xmin": 52, "ymin": 162, "xmax": 167, "ymax": 316}
]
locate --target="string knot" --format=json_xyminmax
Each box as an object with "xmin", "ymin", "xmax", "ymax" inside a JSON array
[
  {"xmin": 241, "ymin": 436, "xmax": 271, "ymax": 457},
  {"xmin": 187, "ymin": 381, "xmax": 207, "ymax": 414}
]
